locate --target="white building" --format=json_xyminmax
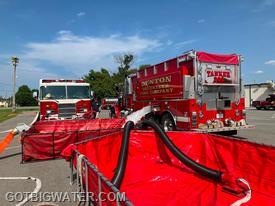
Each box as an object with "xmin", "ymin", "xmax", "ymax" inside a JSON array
[
  {"xmin": 244, "ymin": 81, "xmax": 275, "ymax": 107},
  {"xmin": 0, "ymin": 100, "xmax": 9, "ymax": 108}
]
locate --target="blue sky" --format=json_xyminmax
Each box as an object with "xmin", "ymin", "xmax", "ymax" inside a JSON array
[{"xmin": 0, "ymin": 0, "xmax": 275, "ymax": 97}]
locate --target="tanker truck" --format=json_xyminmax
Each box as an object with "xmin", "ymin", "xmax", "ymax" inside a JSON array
[{"xmin": 121, "ymin": 50, "xmax": 254, "ymax": 134}]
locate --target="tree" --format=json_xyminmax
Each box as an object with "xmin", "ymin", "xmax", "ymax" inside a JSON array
[
  {"xmin": 83, "ymin": 68, "xmax": 115, "ymax": 100},
  {"xmin": 113, "ymin": 53, "xmax": 136, "ymax": 91},
  {"xmin": 114, "ymin": 53, "xmax": 135, "ymax": 74},
  {"xmin": 15, "ymin": 85, "xmax": 37, "ymax": 106}
]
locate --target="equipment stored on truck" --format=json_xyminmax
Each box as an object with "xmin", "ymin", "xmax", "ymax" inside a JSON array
[
  {"xmin": 35, "ymin": 79, "xmax": 93, "ymax": 120},
  {"xmin": 121, "ymin": 50, "xmax": 253, "ymax": 134}
]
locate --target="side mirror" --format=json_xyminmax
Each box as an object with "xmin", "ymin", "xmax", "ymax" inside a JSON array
[
  {"xmin": 33, "ymin": 91, "xmax": 38, "ymax": 99},
  {"xmin": 90, "ymin": 91, "xmax": 94, "ymax": 97}
]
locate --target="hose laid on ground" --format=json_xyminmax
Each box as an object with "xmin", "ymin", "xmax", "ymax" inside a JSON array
[
  {"xmin": 142, "ymin": 120, "xmax": 222, "ymax": 182},
  {"xmin": 0, "ymin": 120, "xmax": 32, "ymax": 155},
  {"xmin": 111, "ymin": 121, "xmax": 134, "ymax": 188},
  {"xmin": 0, "ymin": 130, "xmax": 17, "ymax": 154},
  {"xmin": 0, "ymin": 176, "xmax": 42, "ymax": 206}
]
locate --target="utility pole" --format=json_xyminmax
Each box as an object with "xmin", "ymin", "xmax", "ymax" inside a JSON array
[{"xmin": 11, "ymin": 56, "xmax": 19, "ymax": 112}]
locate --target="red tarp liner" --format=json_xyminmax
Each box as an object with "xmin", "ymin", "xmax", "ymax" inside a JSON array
[
  {"xmin": 63, "ymin": 131, "xmax": 275, "ymax": 206},
  {"xmin": 197, "ymin": 51, "xmax": 239, "ymax": 65},
  {"xmin": 21, "ymin": 118, "xmax": 125, "ymax": 162}
]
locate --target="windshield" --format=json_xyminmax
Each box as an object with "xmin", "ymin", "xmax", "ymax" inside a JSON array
[
  {"xmin": 40, "ymin": 85, "xmax": 90, "ymax": 100},
  {"xmin": 67, "ymin": 86, "xmax": 90, "ymax": 99},
  {"xmin": 41, "ymin": 86, "xmax": 66, "ymax": 100}
]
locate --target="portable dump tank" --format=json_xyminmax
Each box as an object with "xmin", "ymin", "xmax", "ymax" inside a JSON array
[
  {"xmin": 62, "ymin": 129, "xmax": 275, "ymax": 206},
  {"xmin": 21, "ymin": 118, "xmax": 125, "ymax": 162}
]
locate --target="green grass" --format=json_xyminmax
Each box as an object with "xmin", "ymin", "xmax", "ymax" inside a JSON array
[{"xmin": 0, "ymin": 107, "xmax": 38, "ymax": 123}]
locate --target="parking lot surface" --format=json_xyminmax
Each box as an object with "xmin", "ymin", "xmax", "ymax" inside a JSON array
[{"xmin": 238, "ymin": 108, "xmax": 275, "ymax": 146}]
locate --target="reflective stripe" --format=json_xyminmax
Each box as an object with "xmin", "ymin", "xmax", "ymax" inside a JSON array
[{"xmin": 176, "ymin": 116, "xmax": 190, "ymax": 122}]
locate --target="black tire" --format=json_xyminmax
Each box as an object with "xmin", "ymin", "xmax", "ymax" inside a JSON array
[
  {"xmin": 161, "ymin": 113, "xmax": 176, "ymax": 131},
  {"xmin": 256, "ymin": 106, "xmax": 261, "ymax": 110}
]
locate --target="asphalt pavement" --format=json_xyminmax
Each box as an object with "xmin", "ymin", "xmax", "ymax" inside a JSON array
[
  {"xmin": 0, "ymin": 108, "xmax": 274, "ymax": 205},
  {"xmin": 237, "ymin": 108, "xmax": 275, "ymax": 146},
  {"xmin": 0, "ymin": 111, "xmax": 75, "ymax": 206}
]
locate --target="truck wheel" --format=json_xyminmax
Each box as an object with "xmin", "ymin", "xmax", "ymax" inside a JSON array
[
  {"xmin": 161, "ymin": 113, "xmax": 176, "ymax": 131},
  {"xmin": 256, "ymin": 106, "xmax": 261, "ymax": 110}
]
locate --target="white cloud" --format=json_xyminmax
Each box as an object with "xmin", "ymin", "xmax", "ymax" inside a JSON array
[
  {"xmin": 197, "ymin": 19, "xmax": 205, "ymax": 24},
  {"xmin": 0, "ymin": 31, "xmax": 196, "ymax": 94},
  {"xmin": 22, "ymin": 31, "xmax": 162, "ymax": 74},
  {"xmin": 265, "ymin": 60, "xmax": 275, "ymax": 65},
  {"xmin": 175, "ymin": 40, "xmax": 196, "ymax": 48},
  {"xmin": 77, "ymin": 12, "xmax": 86, "ymax": 17},
  {"xmin": 253, "ymin": 70, "xmax": 264, "ymax": 74}
]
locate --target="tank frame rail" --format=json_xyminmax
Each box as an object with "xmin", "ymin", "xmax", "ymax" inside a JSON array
[
  {"xmin": 21, "ymin": 128, "xmax": 122, "ymax": 163},
  {"xmin": 70, "ymin": 150, "xmax": 133, "ymax": 206}
]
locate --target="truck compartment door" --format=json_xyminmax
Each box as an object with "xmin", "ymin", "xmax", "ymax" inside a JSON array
[{"xmin": 183, "ymin": 75, "xmax": 195, "ymax": 99}]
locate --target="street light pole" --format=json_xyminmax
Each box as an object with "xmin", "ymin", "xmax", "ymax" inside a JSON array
[{"xmin": 11, "ymin": 56, "xmax": 19, "ymax": 112}]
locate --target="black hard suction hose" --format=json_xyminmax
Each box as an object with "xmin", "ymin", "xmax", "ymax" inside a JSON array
[
  {"xmin": 111, "ymin": 121, "xmax": 134, "ymax": 188},
  {"xmin": 142, "ymin": 119, "xmax": 222, "ymax": 182},
  {"xmin": 111, "ymin": 120, "xmax": 222, "ymax": 189}
]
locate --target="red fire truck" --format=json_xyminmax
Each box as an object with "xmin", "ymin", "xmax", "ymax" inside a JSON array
[
  {"xmin": 122, "ymin": 50, "xmax": 253, "ymax": 134},
  {"xmin": 36, "ymin": 79, "xmax": 93, "ymax": 120}
]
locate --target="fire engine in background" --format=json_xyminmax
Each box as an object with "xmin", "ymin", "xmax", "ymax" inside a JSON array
[
  {"xmin": 121, "ymin": 50, "xmax": 254, "ymax": 134},
  {"xmin": 35, "ymin": 79, "xmax": 93, "ymax": 120},
  {"xmin": 101, "ymin": 97, "xmax": 120, "ymax": 118},
  {"xmin": 101, "ymin": 97, "xmax": 118, "ymax": 110}
]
